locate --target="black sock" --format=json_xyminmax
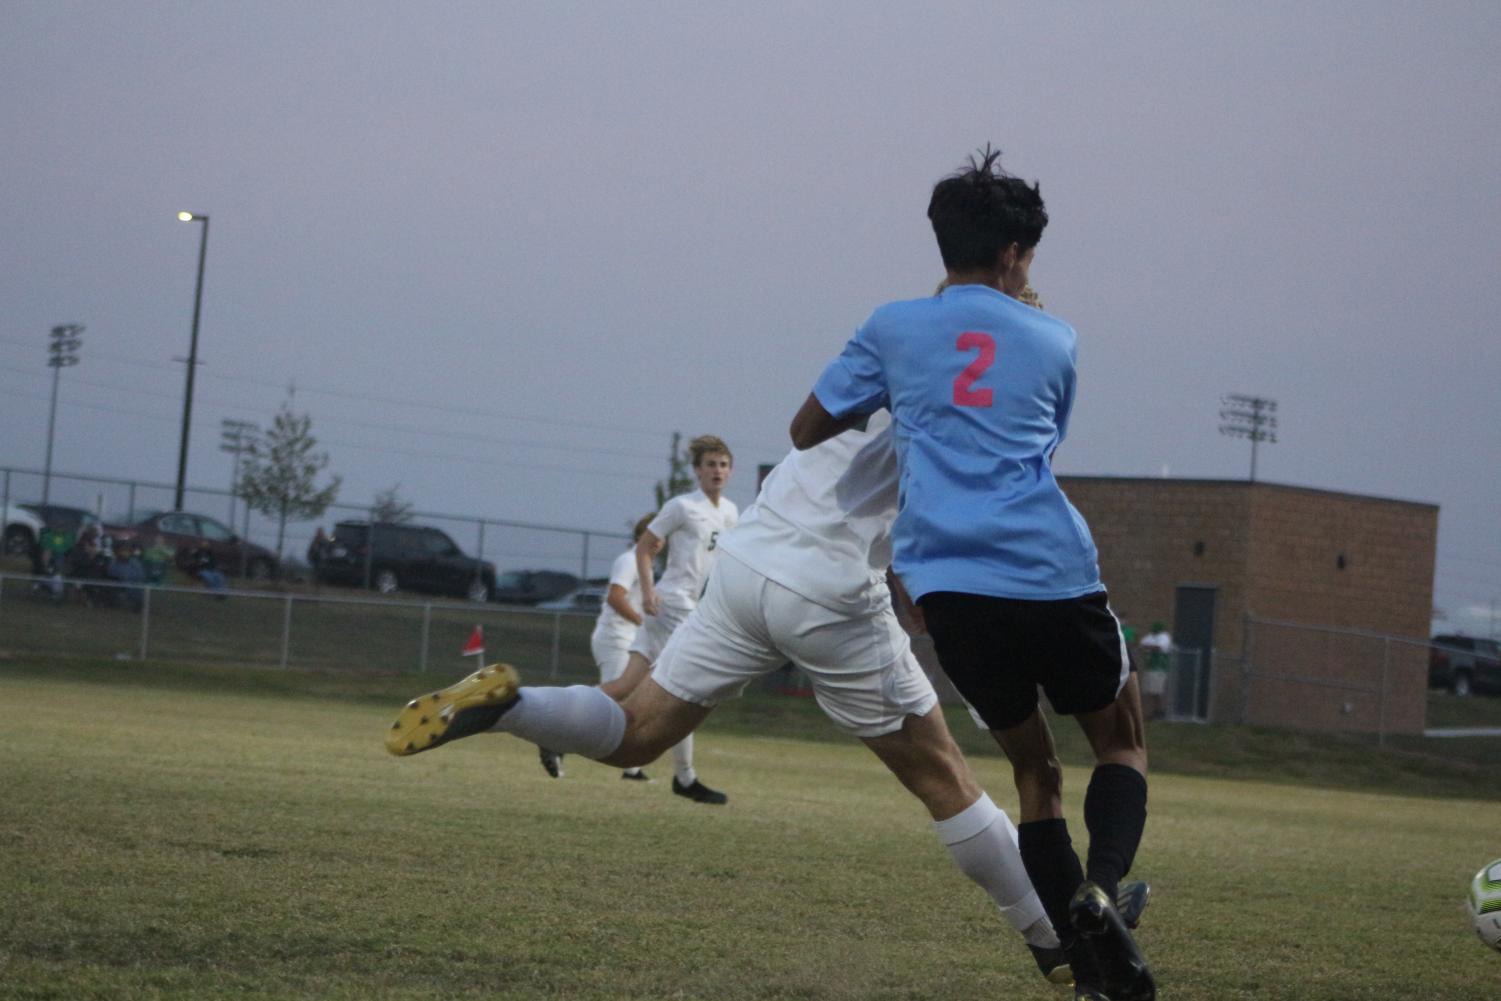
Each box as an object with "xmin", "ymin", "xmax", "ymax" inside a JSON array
[
  {"xmin": 1018, "ymin": 818, "xmax": 1085, "ymax": 939},
  {"xmin": 1083, "ymin": 763, "xmax": 1149, "ymax": 900}
]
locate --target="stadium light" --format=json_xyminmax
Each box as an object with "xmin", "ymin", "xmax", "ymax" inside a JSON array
[
  {"xmin": 42, "ymin": 324, "xmax": 85, "ymax": 504},
  {"xmin": 174, "ymin": 211, "xmax": 210, "ymax": 511},
  {"xmin": 1219, "ymin": 393, "xmax": 1278, "ymax": 482}
]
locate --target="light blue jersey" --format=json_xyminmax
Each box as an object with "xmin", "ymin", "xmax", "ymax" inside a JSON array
[{"xmin": 812, "ymin": 283, "xmax": 1101, "ymax": 601}]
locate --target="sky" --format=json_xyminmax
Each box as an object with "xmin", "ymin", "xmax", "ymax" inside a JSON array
[{"xmin": 2, "ymin": 2, "xmax": 1498, "ymax": 636}]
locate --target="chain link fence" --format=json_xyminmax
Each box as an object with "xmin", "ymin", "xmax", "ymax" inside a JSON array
[
  {"xmin": 2, "ymin": 464, "xmax": 631, "ymax": 584},
  {"xmin": 1235, "ymin": 616, "xmax": 1431, "ymax": 743},
  {"xmin": 0, "ymin": 571, "xmax": 602, "ymax": 684}
]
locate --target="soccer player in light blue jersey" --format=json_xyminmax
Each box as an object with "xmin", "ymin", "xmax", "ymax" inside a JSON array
[{"xmin": 790, "ymin": 148, "xmax": 1154, "ymax": 1001}]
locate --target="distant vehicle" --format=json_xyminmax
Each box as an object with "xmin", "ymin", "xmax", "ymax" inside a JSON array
[
  {"xmin": 316, "ymin": 520, "xmax": 495, "ymax": 603},
  {"xmin": 1429, "ymin": 634, "xmax": 1501, "ymax": 697},
  {"xmin": 105, "ymin": 510, "xmax": 279, "ymax": 581},
  {"xmin": 491, "ymin": 569, "xmax": 580, "ymax": 606},
  {"xmin": 2, "ymin": 502, "xmax": 46, "ymax": 555},
  {"xmin": 19, "ymin": 503, "xmax": 101, "ymax": 537},
  {"xmin": 537, "ymin": 584, "xmax": 607, "ymax": 613}
]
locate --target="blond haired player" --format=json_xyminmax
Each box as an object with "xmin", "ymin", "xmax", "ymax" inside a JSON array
[{"xmin": 615, "ymin": 434, "xmax": 738, "ymax": 803}]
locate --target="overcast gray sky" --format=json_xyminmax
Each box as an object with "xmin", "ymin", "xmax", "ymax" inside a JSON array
[{"xmin": 3, "ymin": 2, "xmax": 1497, "ymax": 636}]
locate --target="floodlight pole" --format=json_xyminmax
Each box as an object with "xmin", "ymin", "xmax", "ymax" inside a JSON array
[
  {"xmin": 1219, "ymin": 393, "xmax": 1278, "ymax": 482},
  {"xmin": 43, "ymin": 324, "xmax": 84, "ymax": 504},
  {"xmin": 174, "ymin": 212, "xmax": 210, "ymax": 512}
]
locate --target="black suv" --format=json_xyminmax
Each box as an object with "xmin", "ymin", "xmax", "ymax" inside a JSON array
[
  {"xmin": 1428, "ymin": 634, "xmax": 1501, "ymax": 697},
  {"xmin": 317, "ymin": 521, "xmax": 495, "ymax": 602}
]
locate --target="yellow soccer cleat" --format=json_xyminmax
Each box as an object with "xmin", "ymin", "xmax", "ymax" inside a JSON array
[{"xmin": 385, "ymin": 663, "xmax": 521, "ymax": 757}]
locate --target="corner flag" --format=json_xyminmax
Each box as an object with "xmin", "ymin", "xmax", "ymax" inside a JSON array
[{"xmin": 461, "ymin": 625, "xmax": 484, "ymax": 658}]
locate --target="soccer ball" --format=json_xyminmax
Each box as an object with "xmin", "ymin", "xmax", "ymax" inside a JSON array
[{"xmin": 1471, "ymin": 859, "xmax": 1501, "ymax": 951}]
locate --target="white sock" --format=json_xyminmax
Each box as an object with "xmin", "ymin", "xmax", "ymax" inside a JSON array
[
  {"xmin": 934, "ymin": 793, "xmax": 1057, "ymax": 949},
  {"xmin": 671, "ymin": 733, "xmax": 695, "ymax": 786},
  {"xmin": 490, "ymin": 685, "xmax": 626, "ymax": 760}
]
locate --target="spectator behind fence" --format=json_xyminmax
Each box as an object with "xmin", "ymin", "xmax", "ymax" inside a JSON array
[
  {"xmin": 185, "ymin": 543, "xmax": 228, "ymax": 596},
  {"xmin": 307, "ymin": 526, "xmax": 330, "ymax": 582},
  {"xmin": 108, "ymin": 541, "xmax": 148, "ymax": 611},
  {"xmin": 33, "ymin": 524, "xmax": 76, "ymax": 600},
  {"xmin": 142, "ymin": 535, "xmax": 174, "ymax": 586},
  {"xmin": 65, "ymin": 527, "xmax": 112, "ymax": 605},
  {"xmin": 1138, "ymin": 622, "xmax": 1173, "ymax": 719}
]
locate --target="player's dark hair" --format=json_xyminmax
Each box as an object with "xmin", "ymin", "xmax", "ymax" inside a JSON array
[
  {"xmin": 632, "ymin": 513, "xmax": 654, "ymax": 541},
  {"xmin": 927, "ymin": 146, "xmax": 1048, "ymax": 271}
]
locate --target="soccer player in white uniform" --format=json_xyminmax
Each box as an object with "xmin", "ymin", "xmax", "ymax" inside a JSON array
[
  {"xmin": 616, "ymin": 434, "xmax": 738, "ymax": 803},
  {"xmin": 384, "ymin": 408, "xmax": 1151, "ymax": 986},
  {"xmin": 586, "ymin": 513, "xmax": 655, "ymax": 781}
]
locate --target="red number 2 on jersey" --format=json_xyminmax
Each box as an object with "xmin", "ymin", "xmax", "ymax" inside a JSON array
[{"xmin": 953, "ymin": 332, "xmax": 996, "ymax": 407}]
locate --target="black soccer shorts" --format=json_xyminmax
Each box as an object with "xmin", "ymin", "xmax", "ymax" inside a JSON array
[{"xmin": 918, "ymin": 589, "xmax": 1132, "ymax": 731}]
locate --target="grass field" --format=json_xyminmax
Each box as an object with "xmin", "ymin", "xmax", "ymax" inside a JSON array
[{"xmin": 2, "ymin": 656, "xmax": 1499, "ymax": 1000}]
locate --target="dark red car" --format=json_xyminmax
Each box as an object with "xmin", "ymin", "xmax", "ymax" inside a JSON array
[{"xmin": 105, "ymin": 510, "xmax": 279, "ymax": 581}]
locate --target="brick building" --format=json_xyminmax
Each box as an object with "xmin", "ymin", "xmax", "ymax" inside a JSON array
[{"xmin": 1058, "ymin": 477, "xmax": 1439, "ymax": 735}]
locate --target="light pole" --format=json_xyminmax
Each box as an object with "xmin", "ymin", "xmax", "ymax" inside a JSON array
[
  {"xmin": 1219, "ymin": 393, "xmax": 1278, "ymax": 482},
  {"xmin": 219, "ymin": 419, "xmax": 259, "ymax": 529},
  {"xmin": 174, "ymin": 211, "xmax": 210, "ymax": 512},
  {"xmin": 43, "ymin": 324, "xmax": 84, "ymax": 504}
]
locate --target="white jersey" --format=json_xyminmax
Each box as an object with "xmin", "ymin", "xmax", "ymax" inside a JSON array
[
  {"xmin": 591, "ymin": 548, "xmax": 642, "ymax": 648},
  {"xmin": 649, "ymin": 488, "xmax": 739, "ymax": 609},
  {"xmin": 718, "ymin": 410, "xmax": 898, "ymax": 615}
]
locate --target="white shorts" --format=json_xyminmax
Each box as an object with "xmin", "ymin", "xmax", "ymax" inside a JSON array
[
  {"xmin": 628, "ymin": 601, "xmax": 691, "ymax": 664},
  {"xmin": 651, "ymin": 553, "xmax": 937, "ymax": 738},
  {"xmin": 591, "ymin": 633, "xmax": 632, "ymax": 683}
]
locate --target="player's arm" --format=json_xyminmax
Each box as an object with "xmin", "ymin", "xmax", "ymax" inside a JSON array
[
  {"xmin": 795, "ymin": 321, "xmax": 888, "ymax": 450},
  {"xmin": 790, "ymin": 393, "xmax": 865, "ymax": 450},
  {"xmin": 606, "ymin": 584, "xmax": 642, "ymax": 626},
  {"xmin": 635, "ymin": 529, "xmax": 664, "ymax": 616}
]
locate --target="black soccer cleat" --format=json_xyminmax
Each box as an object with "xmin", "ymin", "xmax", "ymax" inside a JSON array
[
  {"xmin": 1070, "ymin": 881, "xmax": 1156, "ymax": 1001},
  {"xmin": 538, "ymin": 747, "xmax": 565, "ymax": 779},
  {"xmin": 621, "ymin": 769, "xmax": 651, "ymax": 781},
  {"xmin": 1028, "ymin": 943, "xmax": 1072, "ymax": 985},
  {"xmin": 672, "ymin": 777, "xmax": 728, "ymax": 805},
  {"xmin": 1117, "ymin": 880, "xmax": 1151, "ymax": 930}
]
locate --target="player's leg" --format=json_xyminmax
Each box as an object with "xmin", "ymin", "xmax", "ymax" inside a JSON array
[
  {"xmin": 770, "ymin": 588, "xmax": 1066, "ymax": 982},
  {"xmin": 1034, "ymin": 593, "xmax": 1153, "ymax": 1001},
  {"xmin": 600, "ymin": 676, "xmax": 712, "ymax": 767},
  {"xmin": 593, "ymin": 638, "xmax": 649, "ymax": 780},
  {"xmin": 859, "ymin": 704, "xmax": 1067, "ymax": 981}
]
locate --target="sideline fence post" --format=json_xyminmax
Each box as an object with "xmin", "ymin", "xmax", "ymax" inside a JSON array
[
  {"xmin": 550, "ymin": 613, "xmax": 561, "ymax": 679},
  {"xmin": 138, "ymin": 586, "xmax": 151, "ymax": 661},
  {"xmin": 280, "ymin": 594, "xmax": 293, "ymax": 669},
  {"xmin": 1241, "ymin": 614, "xmax": 1256, "ymax": 725},
  {"xmin": 1378, "ymin": 637, "xmax": 1390, "ymax": 747},
  {"xmin": 420, "ymin": 603, "xmax": 431, "ymax": 673}
]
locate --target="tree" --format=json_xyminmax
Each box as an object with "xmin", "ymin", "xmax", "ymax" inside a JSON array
[
  {"xmin": 237, "ymin": 401, "xmax": 342, "ymax": 559},
  {"xmin": 653, "ymin": 431, "xmax": 693, "ymax": 508},
  {"xmin": 372, "ymin": 484, "xmax": 415, "ymax": 524}
]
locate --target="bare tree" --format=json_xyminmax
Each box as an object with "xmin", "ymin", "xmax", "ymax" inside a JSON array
[{"xmin": 238, "ymin": 400, "xmax": 341, "ymax": 560}]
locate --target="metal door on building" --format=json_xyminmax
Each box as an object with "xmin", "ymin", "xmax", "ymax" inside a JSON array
[{"xmin": 1171, "ymin": 585, "xmax": 1217, "ymax": 720}]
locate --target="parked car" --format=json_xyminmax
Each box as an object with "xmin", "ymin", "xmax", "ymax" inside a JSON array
[
  {"xmin": 2, "ymin": 502, "xmax": 45, "ymax": 556},
  {"xmin": 316, "ymin": 520, "xmax": 495, "ymax": 602},
  {"xmin": 1429, "ymin": 634, "xmax": 1501, "ymax": 697},
  {"xmin": 19, "ymin": 503, "xmax": 101, "ymax": 537},
  {"xmin": 105, "ymin": 510, "xmax": 280, "ymax": 581},
  {"xmin": 537, "ymin": 584, "xmax": 607, "ymax": 613},
  {"xmin": 491, "ymin": 569, "xmax": 580, "ymax": 606}
]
